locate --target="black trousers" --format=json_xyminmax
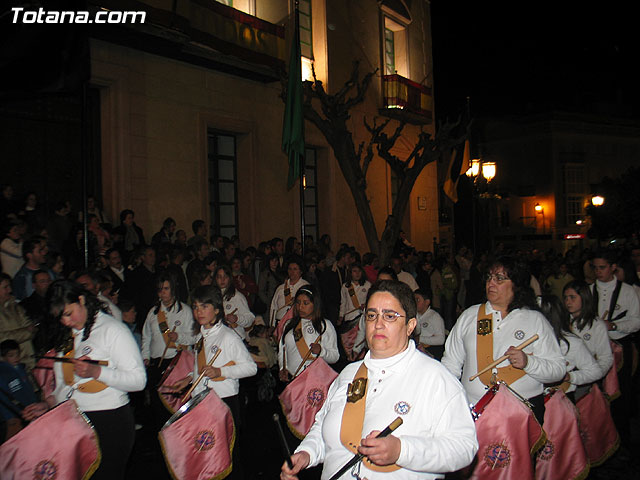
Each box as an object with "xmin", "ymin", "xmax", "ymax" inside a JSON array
[{"xmin": 85, "ymin": 404, "xmax": 135, "ymax": 480}]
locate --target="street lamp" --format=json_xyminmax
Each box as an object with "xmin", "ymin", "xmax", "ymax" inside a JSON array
[
  {"xmin": 534, "ymin": 203, "xmax": 545, "ymax": 233},
  {"xmin": 466, "ymin": 159, "xmax": 496, "ymax": 183},
  {"xmin": 481, "ymin": 162, "xmax": 496, "ymax": 182},
  {"xmin": 591, "ymin": 195, "xmax": 604, "ymax": 207}
]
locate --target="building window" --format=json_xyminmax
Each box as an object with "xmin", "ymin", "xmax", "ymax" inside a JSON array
[
  {"xmin": 303, "ymin": 147, "xmax": 319, "ymax": 241},
  {"xmin": 215, "ymin": 0, "xmax": 232, "ymax": 6},
  {"xmin": 384, "ymin": 28, "xmax": 395, "ymax": 74},
  {"xmin": 383, "ymin": 16, "xmax": 407, "ymax": 77},
  {"xmin": 563, "ymin": 163, "xmax": 586, "ymax": 226},
  {"xmin": 208, "ymin": 131, "xmax": 238, "ymax": 238},
  {"xmin": 299, "ymin": 0, "xmax": 313, "ymax": 59}
]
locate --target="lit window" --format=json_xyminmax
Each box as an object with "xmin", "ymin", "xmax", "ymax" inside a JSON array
[
  {"xmin": 299, "ymin": 0, "xmax": 313, "ymax": 59},
  {"xmin": 384, "ymin": 28, "xmax": 395, "ymax": 75},
  {"xmin": 208, "ymin": 131, "xmax": 238, "ymax": 238}
]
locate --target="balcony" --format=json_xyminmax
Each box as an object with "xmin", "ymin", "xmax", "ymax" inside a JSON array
[
  {"xmin": 380, "ymin": 74, "xmax": 433, "ymax": 125},
  {"xmin": 87, "ymin": 0, "xmax": 285, "ymax": 82}
]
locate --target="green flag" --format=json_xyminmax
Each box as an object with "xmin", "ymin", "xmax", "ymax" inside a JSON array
[{"xmin": 282, "ymin": 6, "xmax": 305, "ymax": 189}]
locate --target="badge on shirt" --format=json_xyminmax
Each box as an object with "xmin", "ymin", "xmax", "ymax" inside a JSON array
[
  {"xmin": 514, "ymin": 330, "xmax": 525, "ymax": 341},
  {"xmin": 82, "ymin": 346, "xmax": 92, "ymax": 355},
  {"xmin": 210, "ymin": 345, "xmax": 220, "ymax": 355},
  {"xmin": 174, "ymin": 320, "xmax": 181, "ymax": 326},
  {"xmin": 583, "ymin": 333, "xmax": 591, "ymax": 341},
  {"xmin": 394, "ymin": 401, "xmax": 411, "ymax": 415},
  {"xmin": 306, "ymin": 325, "xmax": 315, "ymax": 335},
  {"xmin": 225, "ymin": 304, "xmax": 232, "ymax": 311},
  {"xmin": 421, "ymin": 322, "xmax": 429, "ymax": 329},
  {"xmin": 477, "ymin": 318, "xmax": 492, "ymax": 336}
]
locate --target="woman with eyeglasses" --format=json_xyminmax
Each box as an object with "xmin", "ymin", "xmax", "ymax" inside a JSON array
[
  {"xmin": 278, "ymin": 285, "xmax": 338, "ymax": 381},
  {"xmin": 281, "ymin": 280, "xmax": 478, "ymax": 480},
  {"xmin": 441, "ymin": 256, "xmax": 565, "ymax": 422}
]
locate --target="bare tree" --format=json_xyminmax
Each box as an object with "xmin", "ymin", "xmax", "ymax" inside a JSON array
[{"xmin": 286, "ymin": 61, "xmax": 466, "ymax": 264}]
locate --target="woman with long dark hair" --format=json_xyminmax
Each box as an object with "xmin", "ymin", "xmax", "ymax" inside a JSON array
[
  {"xmin": 338, "ymin": 263, "xmax": 371, "ymax": 360},
  {"xmin": 22, "ymin": 280, "xmax": 146, "ymax": 479},
  {"xmin": 278, "ymin": 285, "xmax": 339, "ymax": 381},
  {"xmin": 539, "ymin": 295, "xmax": 601, "ymax": 395},
  {"xmin": 269, "ymin": 257, "xmax": 309, "ymax": 328},
  {"xmin": 563, "ymin": 280, "xmax": 613, "ymax": 382},
  {"xmin": 214, "ymin": 264, "xmax": 255, "ymax": 340}
]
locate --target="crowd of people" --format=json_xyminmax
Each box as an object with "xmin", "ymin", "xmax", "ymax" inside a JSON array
[{"xmin": 1, "ymin": 185, "xmax": 639, "ymax": 479}]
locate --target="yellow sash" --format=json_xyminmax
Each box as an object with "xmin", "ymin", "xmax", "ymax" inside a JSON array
[
  {"xmin": 158, "ymin": 310, "xmax": 176, "ymax": 349},
  {"xmin": 283, "ymin": 280, "xmax": 293, "ymax": 307},
  {"xmin": 196, "ymin": 339, "xmax": 235, "ymax": 382},
  {"xmin": 339, "ymin": 363, "xmax": 400, "ymax": 473},
  {"xmin": 476, "ymin": 304, "xmax": 526, "ymax": 386},
  {"xmin": 62, "ymin": 350, "xmax": 108, "ymax": 393},
  {"xmin": 348, "ymin": 284, "xmax": 361, "ymax": 310}
]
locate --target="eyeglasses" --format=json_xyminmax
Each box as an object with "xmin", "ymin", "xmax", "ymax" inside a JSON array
[
  {"xmin": 365, "ymin": 310, "xmax": 405, "ymax": 323},
  {"xmin": 484, "ymin": 273, "xmax": 511, "ymax": 284}
]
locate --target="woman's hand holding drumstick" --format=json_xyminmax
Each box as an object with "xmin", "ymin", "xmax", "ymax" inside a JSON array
[{"xmin": 469, "ymin": 334, "xmax": 539, "ymax": 381}]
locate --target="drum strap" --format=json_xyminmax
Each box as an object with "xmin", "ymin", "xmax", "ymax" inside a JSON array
[
  {"xmin": 284, "ymin": 280, "xmax": 292, "ymax": 308},
  {"xmin": 197, "ymin": 338, "xmax": 235, "ymax": 381},
  {"xmin": 348, "ymin": 284, "xmax": 361, "ymax": 310},
  {"xmin": 62, "ymin": 350, "xmax": 108, "ymax": 393},
  {"xmin": 339, "ymin": 363, "xmax": 400, "ymax": 473},
  {"xmin": 476, "ymin": 304, "xmax": 526, "ymax": 386},
  {"xmin": 592, "ymin": 280, "xmax": 623, "ymax": 322},
  {"xmin": 158, "ymin": 310, "xmax": 176, "ymax": 349}
]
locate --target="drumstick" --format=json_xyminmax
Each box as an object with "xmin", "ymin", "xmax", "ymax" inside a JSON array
[
  {"xmin": 34, "ymin": 356, "xmax": 109, "ymax": 366},
  {"xmin": 469, "ymin": 334, "xmax": 539, "ymax": 381},
  {"xmin": 293, "ymin": 335, "xmax": 321, "ymax": 378},
  {"xmin": 272, "ymin": 413, "xmax": 294, "ymax": 469},
  {"xmin": 158, "ymin": 325, "xmax": 177, "ymax": 366},
  {"xmin": 181, "ymin": 348, "xmax": 222, "ymax": 404}
]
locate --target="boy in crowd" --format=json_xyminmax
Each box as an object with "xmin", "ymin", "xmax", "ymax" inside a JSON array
[{"xmin": 413, "ymin": 288, "xmax": 446, "ymax": 359}]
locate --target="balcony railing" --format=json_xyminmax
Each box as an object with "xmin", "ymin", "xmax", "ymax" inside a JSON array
[{"xmin": 381, "ymin": 74, "xmax": 433, "ymax": 124}]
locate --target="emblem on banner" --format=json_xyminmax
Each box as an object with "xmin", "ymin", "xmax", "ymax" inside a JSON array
[
  {"xmin": 33, "ymin": 460, "xmax": 57, "ymax": 480},
  {"xmin": 394, "ymin": 401, "xmax": 411, "ymax": 415},
  {"xmin": 194, "ymin": 430, "xmax": 216, "ymax": 451},
  {"xmin": 483, "ymin": 442, "xmax": 511, "ymax": 469},
  {"xmin": 514, "ymin": 330, "xmax": 525, "ymax": 340},
  {"xmin": 537, "ymin": 440, "xmax": 555, "ymax": 461},
  {"xmin": 306, "ymin": 388, "xmax": 325, "ymax": 407}
]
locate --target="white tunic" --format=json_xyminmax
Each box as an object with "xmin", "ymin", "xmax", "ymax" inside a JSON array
[
  {"xmin": 441, "ymin": 302, "xmax": 566, "ymax": 404},
  {"xmin": 296, "ymin": 342, "xmax": 478, "ymax": 479},
  {"xmin": 569, "ymin": 318, "xmax": 613, "ymax": 380},
  {"xmin": 192, "ymin": 321, "xmax": 257, "ymax": 399},
  {"xmin": 52, "ymin": 311, "xmax": 146, "ymax": 412},
  {"xmin": 222, "ymin": 289, "xmax": 255, "ymax": 340},
  {"xmin": 415, "ymin": 308, "xmax": 446, "ymax": 346},
  {"xmin": 269, "ymin": 278, "xmax": 310, "ymax": 327},
  {"xmin": 339, "ymin": 281, "xmax": 371, "ymax": 322},
  {"xmin": 591, "ymin": 279, "xmax": 640, "ymax": 340},
  {"xmin": 560, "ymin": 333, "xmax": 602, "ymax": 392},
  {"xmin": 278, "ymin": 318, "xmax": 339, "ymax": 377},
  {"xmin": 141, "ymin": 302, "xmax": 197, "ymax": 360}
]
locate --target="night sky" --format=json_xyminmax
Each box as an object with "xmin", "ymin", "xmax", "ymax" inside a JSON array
[{"xmin": 429, "ymin": 1, "xmax": 639, "ymax": 122}]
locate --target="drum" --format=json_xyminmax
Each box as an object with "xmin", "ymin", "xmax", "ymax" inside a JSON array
[
  {"xmin": 0, "ymin": 400, "xmax": 100, "ymax": 480},
  {"xmin": 469, "ymin": 383, "xmax": 545, "ymax": 480},
  {"xmin": 157, "ymin": 350, "xmax": 195, "ymax": 414},
  {"xmin": 159, "ymin": 388, "xmax": 235, "ymax": 480}
]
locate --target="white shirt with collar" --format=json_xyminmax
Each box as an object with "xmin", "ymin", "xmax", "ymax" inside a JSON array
[
  {"xmin": 278, "ymin": 318, "xmax": 339, "ymax": 377},
  {"xmin": 339, "ymin": 281, "xmax": 371, "ymax": 322},
  {"xmin": 441, "ymin": 302, "xmax": 566, "ymax": 404},
  {"xmin": 569, "ymin": 318, "xmax": 613, "ymax": 379},
  {"xmin": 591, "ymin": 279, "xmax": 640, "ymax": 340},
  {"xmin": 141, "ymin": 302, "xmax": 197, "ymax": 360},
  {"xmin": 415, "ymin": 308, "xmax": 446, "ymax": 346},
  {"xmin": 560, "ymin": 333, "xmax": 602, "ymax": 392},
  {"xmin": 192, "ymin": 321, "xmax": 257, "ymax": 399},
  {"xmin": 269, "ymin": 278, "xmax": 309, "ymax": 326},
  {"xmin": 52, "ymin": 311, "xmax": 146, "ymax": 412},
  {"xmin": 296, "ymin": 341, "xmax": 478, "ymax": 479},
  {"xmin": 221, "ymin": 289, "xmax": 255, "ymax": 340},
  {"xmin": 110, "ymin": 265, "xmax": 125, "ymax": 283}
]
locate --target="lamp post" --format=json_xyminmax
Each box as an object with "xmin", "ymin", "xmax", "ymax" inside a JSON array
[
  {"xmin": 534, "ymin": 202, "xmax": 545, "ymax": 234},
  {"xmin": 466, "ymin": 159, "xmax": 498, "ymax": 254}
]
